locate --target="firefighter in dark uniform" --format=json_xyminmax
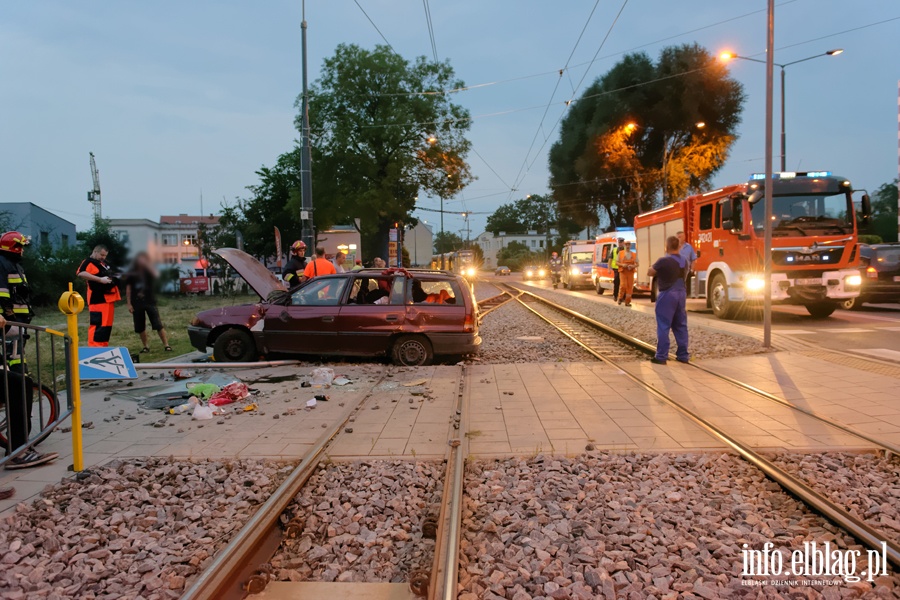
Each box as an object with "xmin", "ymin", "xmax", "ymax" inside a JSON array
[
  {"xmin": 0, "ymin": 231, "xmax": 58, "ymax": 470},
  {"xmin": 77, "ymin": 245, "xmax": 121, "ymax": 347},
  {"xmin": 282, "ymin": 240, "xmax": 308, "ymax": 286}
]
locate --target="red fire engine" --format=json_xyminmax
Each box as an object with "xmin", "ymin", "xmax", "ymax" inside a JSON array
[{"xmin": 634, "ymin": 172, "xmax": 871, "ymax": 319}]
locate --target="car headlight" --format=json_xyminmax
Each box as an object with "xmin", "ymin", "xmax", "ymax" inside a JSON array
[
  {"xmin": 538, "ymin": 269, "xmax": 546, "ymax": 277},
  {"xmin": 526, "ymin": 270, "xmax": 533, "ymax": 277},
  {"xmin": 570, "ymin": 267, "xmax": 580, "ymax": 276},
  {"xmin": 845, "ymin": 274, "xmax": 862, "ymax": 287},
  {"xmin": 466, "ymin": 267, "xmax": 476, "ymax": 277},
  {"xmin": 744, "ymin": 277, "xmax": 765, "ymax": 292}
]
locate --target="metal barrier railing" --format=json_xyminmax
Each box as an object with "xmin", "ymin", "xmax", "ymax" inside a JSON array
[{"xmin": 0, "ymin": 323, "xmax": 73, "ymax": 467}]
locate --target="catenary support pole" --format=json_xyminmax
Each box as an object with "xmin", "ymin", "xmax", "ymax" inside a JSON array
[
  {"xmin": 763, "ymin": 0, "xmax": 775, "ymax": 349},
  {"xmin": 300, "ymin": 0, "xmax": 315, "ymax": 251}
]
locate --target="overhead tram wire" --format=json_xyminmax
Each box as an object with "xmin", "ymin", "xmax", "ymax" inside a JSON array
[
  {"xmin": 423, "ymin": 0, "xmax": 438, "ymax": 62},
  {"xmin": 506, "ymin": 0, "xmax": 603, "ymax": 200},
  {"xmin": 352, "ymin": 0, "xmax": 396, "ymax": 53},
  {"xmin": 513, "ymin": 0, "xmax": 630, "ymax": 193},
  {"xmin": 379, "ymin": 0, "xmax": 802, "ymax": 98}
]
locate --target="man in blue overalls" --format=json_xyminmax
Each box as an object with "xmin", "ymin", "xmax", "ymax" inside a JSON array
[{"xmin": 647, "ymin": 235, "xmax": 689, "ymax": 364}]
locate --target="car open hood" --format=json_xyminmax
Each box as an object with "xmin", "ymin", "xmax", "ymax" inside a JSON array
[{"xmin": 213, "ymin": 248, "xmax": 287, "ymax": 299}]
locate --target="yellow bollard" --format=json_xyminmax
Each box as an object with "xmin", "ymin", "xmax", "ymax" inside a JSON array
[{"xmin": 58, "ymin": 283, "xmax": 85, "ymax": 471}]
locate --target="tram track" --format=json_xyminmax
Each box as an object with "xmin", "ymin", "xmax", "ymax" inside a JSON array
[
  {"xmin": 181, "ymin": 364, "xmax": 469, "ymax": 600},
  {"xmin": 499, "ymin": 282, "xmax": 900, "ymax": 568}
]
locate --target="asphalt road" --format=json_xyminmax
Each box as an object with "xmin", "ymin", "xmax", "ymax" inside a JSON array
[{"xmin": 493, "ymin": 273, "xmax": 900, "ymax": 362}]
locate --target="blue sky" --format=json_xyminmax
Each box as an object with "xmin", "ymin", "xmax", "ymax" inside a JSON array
[{"xmin": 2, "ymin": 1, "xmax": 898, "ymax": 243}]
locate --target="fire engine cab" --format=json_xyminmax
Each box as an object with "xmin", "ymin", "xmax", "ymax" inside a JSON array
[{"xmin": 634, "ymin": 172, "xmax": 871, "ymax": 319}]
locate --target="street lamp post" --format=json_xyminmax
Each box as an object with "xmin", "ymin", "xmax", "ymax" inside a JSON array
[{"xmin": 720, "ymin": 48, "xmax": 843, "ymax": 171}]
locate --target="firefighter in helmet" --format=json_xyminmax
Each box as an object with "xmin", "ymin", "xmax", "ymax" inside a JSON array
[
  {"xmin": 282, "ymin": 240, "xmax": 308, "ymax": 286},
  {"xmin": 0, "ymin": 232, "xmax": 58, "ymax": 470}
]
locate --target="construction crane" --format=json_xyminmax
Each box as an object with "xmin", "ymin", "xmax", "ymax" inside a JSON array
[{"xmin": 88, "ymin": 152, "xmax": 102, "ymax": 221}]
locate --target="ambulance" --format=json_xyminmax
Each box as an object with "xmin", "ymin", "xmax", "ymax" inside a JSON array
[
  {"xmin": 634, "ymin": 172, "xmax": 870, "ymax": 319},
  {"xmin": 560, "ymin": 239, "xmax": 597, "ymax": 289},
  {"xmin": 591, "ymin": 229, "xmax": 640, "ymax": 295}
]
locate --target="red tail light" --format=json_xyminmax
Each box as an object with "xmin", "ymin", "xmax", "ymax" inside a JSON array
[
  {"xmin": 464, "ymin": 313, "xmax": 475, "ymax": 332},
  {"xmin": 866, "ymin": 266, "xmax": 877, "ymax": 279}
]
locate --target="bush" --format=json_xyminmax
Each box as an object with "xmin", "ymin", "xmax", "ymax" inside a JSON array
[
  {"xmin": 858, "ymin": 235, "xmax": 883, "ymax": 245},
  {"xmin": 23, "ymin": 244, "xmax": 86, "ymax": 306}
]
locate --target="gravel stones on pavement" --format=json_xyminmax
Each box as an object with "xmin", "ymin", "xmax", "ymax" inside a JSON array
[
  {"xmin": 769, "ymin": 452, "xmax": 900, "ymax": 541},
  {"xmin": 270, "ymin": 460, "xmax": 443, "ymax": 583},
  {"xmin": 523, "ymin": 286, "xmax": 765, "ymax": 359},
  {"xmin": 475, "ymin": 301, "xmax": 595, "ymax": 364},
  {"xmin": 0, "ymin": 458, "xmax": 294, "ymax": 599},
  {"xmin": 459, "ymin": 452, "xmax": 900, "ymax": 599}
]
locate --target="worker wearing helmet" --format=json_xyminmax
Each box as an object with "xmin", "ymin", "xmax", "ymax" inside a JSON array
[
  {"xmin": 77, "ymin": 245, "xmax": 121, "ymax": 347},
  {"xmin": 282, "ymin": 240, "xmax": 308, "ymax": 286},
  {"xmin": 0, "ymin": 232, "xmax": 58, "ymax": 470}
]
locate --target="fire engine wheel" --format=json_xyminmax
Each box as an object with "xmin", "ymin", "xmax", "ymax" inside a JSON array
[
  {"xmin": 596, "ymin": 280, "xmax": 604, "ymax": 295},
  {"xmin": 710, "ymin": 274, "xmax": 738, "ymax": 320},
  {"xmin": 392, "ymin": 335, "xmax": 434, "ymax": 367},
  {"xmin": 805, "ymin": 302, "xmax": 838, "ymax": 318},
  {"xmin": 213, "ymin": 329, "xmax": 257, "ymax": 363}
]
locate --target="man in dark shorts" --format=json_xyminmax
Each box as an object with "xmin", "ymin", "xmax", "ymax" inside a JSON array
[
  {"xmin": 126, "ymin": 252, "xmax": 171, "ymax": 353},
  {"xmin": 647, "ymin": 236, "xmax": 689, "ymax": 364}
]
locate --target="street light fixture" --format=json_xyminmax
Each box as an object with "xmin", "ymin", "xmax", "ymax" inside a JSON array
[{"xmin": 719, "ymin": 48, "xmax": 843, "ymax": 171}]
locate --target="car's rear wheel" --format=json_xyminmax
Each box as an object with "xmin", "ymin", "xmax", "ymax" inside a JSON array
[
  {"xmin": 213, "ymin": 329, "xmax": 257, "ymax": 362},
  {"xmin": 392, "ymin": 335, "xmax": 433, "ymax": 366}
]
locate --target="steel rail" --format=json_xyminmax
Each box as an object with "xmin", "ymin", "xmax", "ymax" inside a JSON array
[
  {"xmin": 181, "ymin": 367, "xmax": 389, "ymax": 600},
  {"xmin": 505, "ymin": 283, "xmax": 900, "ymax": 456},
  {"xmin": 428, "ymin": 366, "xmax": 467, "ymax": 600},
  {"xmin": 511, "ymin": 292, "xmax": 900, "ymax": 568}
]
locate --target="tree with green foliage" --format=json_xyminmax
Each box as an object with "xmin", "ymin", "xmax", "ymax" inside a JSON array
[
  {"xmin": 433, "ymin": 231, "xmax": 464, "ymax": 254},
  {"xmin": 76, "ymin": 218, "xmax": 129, "ymax": 269},
  {"xmin": 867, "ymin": 179, "xmax": 898, "ymax": 243},
  {"xmin": 304, "ymin": 44, "xmax": 474, "ymax": 259},
  {"xmin": 497, "ymin": 241, "xmax": 542, "ymax": 272},
  {"xmin": 549, "ymin": 44, "xmax": 745, "ymax": 229},
  {"xmin": 486, "ymin": 195, "xmax": 582, "ymax": 241}
]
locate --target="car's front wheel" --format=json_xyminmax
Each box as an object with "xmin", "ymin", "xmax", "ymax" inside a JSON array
[
  {"xmin": 806, "ymin": 302, "xmax": 837, "ymax": 318},
  {"xmin": 392, "ymin": 335, "xmax": 434, "ymax": 366},
  {"xmin": 213, "ymin": 329, "xmax": 257, "ymax": 362}
]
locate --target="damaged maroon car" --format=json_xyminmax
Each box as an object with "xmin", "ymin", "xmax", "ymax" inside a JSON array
[{"xmin": 188, "ymin": 248, "xmax": 481, "ymax": 366}]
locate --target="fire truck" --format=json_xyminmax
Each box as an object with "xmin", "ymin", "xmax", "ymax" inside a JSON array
[{"xmin": 634, "ymin": 172, "xmax": 871, "ymax": 319}]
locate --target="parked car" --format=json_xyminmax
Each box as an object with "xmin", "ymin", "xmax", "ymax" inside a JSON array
[
  {"xmin": 522, "ymin": 266, "xmax": 547, "ymax": 281},
  {"xmin": 495, "ymin": 266, "xmax": 511, "ymax": 276},
  {"xmin": 188, "ymin": 249, "xmax": 481, "ymax": 366},
  {"xmin": 841, "ymin": 243, "xmax": 900, "ymax": 310}
]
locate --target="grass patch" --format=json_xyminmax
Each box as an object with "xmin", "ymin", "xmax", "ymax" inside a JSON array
[{"xmin": 25, "ymin": 293, "xmax": 257, "ymax": 383}]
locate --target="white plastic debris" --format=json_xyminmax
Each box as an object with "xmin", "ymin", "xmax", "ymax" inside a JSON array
[
  {"xmin": 310, "ymin": 367, "xmax": 335, "ymax": 386},
  {"xmin": 192, "ymin": 404, "xmax": 214, "ymax": 420},
  {"xmin": 306, "ymin": 398, "xmax": 317, "ymax": 408},
  {"xmin": 333, "ymin": 377, "xmax": 352, "ymax": 386}
]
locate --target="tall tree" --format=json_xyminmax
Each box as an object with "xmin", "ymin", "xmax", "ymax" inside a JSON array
[
  {"xmin": 868, "ymin": 179, "xmax": 899, "ymax": 243},
  {"xmin": 433, "ymin": 231, "xmax": 464, "ymax": 254},
  {"xmin": 304, "ymin": 44, "xmax": 474, "ymax": 258},
  {"xmin": 549, "ymin": 44, "xmax": 745, "ymax": 228}
]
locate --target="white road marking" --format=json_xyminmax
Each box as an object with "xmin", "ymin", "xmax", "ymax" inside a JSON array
[
  {"xmin": 819, "ymin": 328, "xmax": 874, "ymax": 334},
  {"xmin": 849, "ymin": 348, "xmax": 900, "ymax": 361},
  {"xmin": 776, "ymin": 329, "xmax": 816, "ymax": 334}
]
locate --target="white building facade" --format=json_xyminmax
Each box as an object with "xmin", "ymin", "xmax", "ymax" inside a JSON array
[
  {"xmin": 110, "ymin": 214, "xmax": 219, "ymax": 273},
  {"xmin": 404, "ymin": 221, "xmax": 433, "ymax": 267},
  {"xmin": 475, "ymin": 230, "xmax": 553, "ymax": 269}
]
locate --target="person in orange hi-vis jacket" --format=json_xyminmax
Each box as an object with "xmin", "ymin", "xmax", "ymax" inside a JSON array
[{"xmin": 77, "ymin": 245, "xmax": 122, "ymax": 347}]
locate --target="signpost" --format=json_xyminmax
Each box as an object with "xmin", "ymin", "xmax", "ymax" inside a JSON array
[
  {"xmin": 389, "ymin": 228, "xmax": 399, "ymax": 267},
  {"xmin": 78, "ymin": 347, "xmax": 138, "ymax": 381},
  {"xmin": 180, "ymin": 276, "xmax": 209, "ymax": 294}
]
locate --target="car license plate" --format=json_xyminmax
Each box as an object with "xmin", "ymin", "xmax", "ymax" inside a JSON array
[{"xmin": 795, "ymin": 278, "xmax": 821, "ymax": 285}]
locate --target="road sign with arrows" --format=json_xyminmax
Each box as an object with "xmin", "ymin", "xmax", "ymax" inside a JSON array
[{"xmin": 78, "ymin": 347, "xmax": 138, "ymax": 380}]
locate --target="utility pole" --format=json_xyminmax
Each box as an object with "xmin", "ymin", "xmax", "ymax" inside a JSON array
[
  {"xmin": 763, "ymin": 0, "xmax": 775, "ymax": 348},
  {"xmin": 300, "ymin": 0, "xmax": 315, "ymax": 251}
]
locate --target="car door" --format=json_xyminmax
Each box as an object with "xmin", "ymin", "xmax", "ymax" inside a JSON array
[
  {"xmin": 405, "ymin": 277, "xmax": 466, "ymax": 335},
  {"xmin": 262, "ymin": 276, "xmax": 348, "ymax": 355},
  {"xmin": 336, "ymin": 275, "xmax": 407, "ymax": 356}
]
